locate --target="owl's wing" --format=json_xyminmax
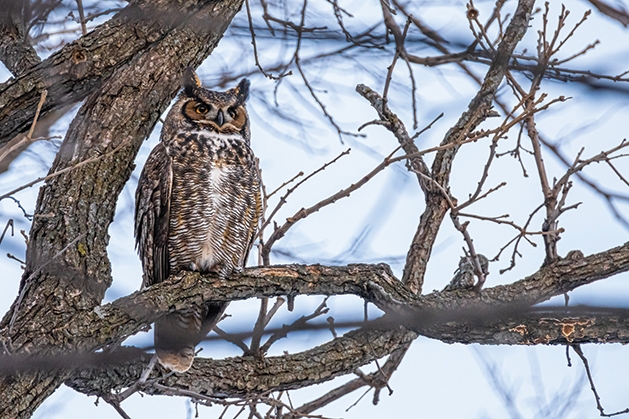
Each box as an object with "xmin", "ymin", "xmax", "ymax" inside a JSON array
[
  {"xmin": 243, "ymin": 172, "xmax": 262, "ymax": 268},
  {"xmin": 134, "ymin": 142, "xmax": 172, "ymax": 288}
]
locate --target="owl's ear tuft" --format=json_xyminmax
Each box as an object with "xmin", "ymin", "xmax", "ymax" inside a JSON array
[
  {"xmin": 182, "ymin": 67, "xmax": 202, "ymax": 96},
  {"xmin": 234, "ymin": 78, "xmax": 250, "ymax": 104}
]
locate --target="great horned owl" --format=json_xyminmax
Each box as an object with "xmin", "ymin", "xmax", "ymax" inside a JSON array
[{"xmin": 135, "ymin": 68, "xmax": 261, "ymax": 372}]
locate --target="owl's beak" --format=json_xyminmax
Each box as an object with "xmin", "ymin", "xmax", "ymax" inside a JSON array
[{"xmin": 216, "ymin": 110, "xmax": 225, "ymax": 126}]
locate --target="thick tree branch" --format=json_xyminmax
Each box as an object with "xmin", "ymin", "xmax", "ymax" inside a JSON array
[
  {"xmin": 0, "ymin": 241, "xmax": 624, "ymax": 403},
  {"xmin": 68, "ymin": 244, "xmax": 629, "ymax": 401},
  {"xmin": 65, "ymin": 327, "xmax": 415, "ymax": 398},
  {"xmin": 61, "ymin": 305, "xmax": 629, "ymax": 398},
  {"xmin": 0, "ymin": 0, "xmax": 226, "ymax": 146},
  {"xmin": 0, "ymin": 0, "xmax": 40, "ymax": 76},
  {"xmin": 6, "ymin": 242, "xmax": 621, "ymax": 367},
  {"xmin": 93, "ymin": 243, "xmax": 629, "ymax": 341}
]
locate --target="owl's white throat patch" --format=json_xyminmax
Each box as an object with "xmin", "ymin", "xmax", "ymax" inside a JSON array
[
  {"xmin": 186, "ymin": 130, "xmax": 243, "ymax": 142},
  {"xmin": 209, "ymin": 165, "xmax": 225, "ymax": 185}
]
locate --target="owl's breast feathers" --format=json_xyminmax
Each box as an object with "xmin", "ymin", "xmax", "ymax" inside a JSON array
[{"xmin": 135, "ymin": 129, "xmax": 261, "ymax": 289}]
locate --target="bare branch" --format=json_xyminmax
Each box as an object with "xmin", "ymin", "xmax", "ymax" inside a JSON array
[
  {"xmin": 259, "ymin": 148, "xmax": 351, "ymax": 256},
  {"xmin": 589, "ymin": 0, "xmax": 629, "ymax": 26},
  {"xmin": 571, "ymin": 344, "xmax": 629, "ymax": 417}
]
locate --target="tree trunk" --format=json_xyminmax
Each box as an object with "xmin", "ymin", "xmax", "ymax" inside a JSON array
[{"xmin": 0, "ymin": 1, "xmax": 244, "ymax": 416}]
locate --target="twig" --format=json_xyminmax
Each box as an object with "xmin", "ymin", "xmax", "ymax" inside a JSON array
[
  {"xmin": 213, "ymin": 326, "xmax": 250, "ymax": 353},
  {"xmin": 7, "ymin": 196, "xmax": 33, "ymax": 220},
  {"xmin": 249, "ymin": 298, "xmax": 269, "ymax": 355},
  {"xmin": 0, "ymin": 141, "xmax": 129, "ymax": 202},
  {"xmin": 260, "ymin": 298, "xmax": 329, "ymax": 354},
  {"xmin": 458, "ymin": 211, "xmax": 561, "ymax": 239},
  {"xmin": 496, "ymin": 204, "xmax": 545, "ymax": 274},
  {"xmin": 263, "ymin": 297, "xmax": 285, "ymax": 326},
  {"xmin": 589, "ymin": 0, "xmax": 629, "ymax": 26},
  {"xmin": 75, "ymin": 0, "xmax": 88, "ymax": 35},
  {"xmin": 294, "ymin": 58, "xmax": 361, "ymax": 140},
  {"xmin": 6, "ymin": 254, "xmax": 25, "ymax": 265},
  {"xmin": 260, "ymin": 145, "xmax": 402, "ymax": 265},
  {"xmin": 345, "ymin": 387, "xmax": 371, "ymax": 412},
  {"xmin": 0, "ymin": 90, "xmax": 49, "ymax": 165},
  {"xmin": 571, "ymin": 344, "xmax": 629, "ymax": 417},
  {"xmin": 606, "ymin": 160, "xmax": 629, "ymax": 187},
  {"xmin": 245, "ymin": 0, "xmax": 287, "ymax": 80},
  {"xmin": 103, "ymin": 396, "xmax": 133, "ymax": 419},
  {"xmin": 266, "ymin": 172, "xmax": 304, "ymax": 200},
  {"xmin": 365, "ymin": 341, "xmax": 393, "ymax": 399},
  {"xmin": 0, "ymin": 219, "xmax": 14, "ymax": 245},
  {"xmin": 400, "ymin": 48, "xmax": 419, "ymax": 130},
  {"xmin": 139, "ymin": 354, "xmax": 158, "ymax": 383},
  {"xmin": 258, "ymin": 148, "xmax": 350, "ymax": 244},
  {"xmin": 412, "ymin": 168, "xmax": 488, "ymax": 288},
  {"xmin": 382, "ymin": 16, "xmax": 412, "ymax": 101}
]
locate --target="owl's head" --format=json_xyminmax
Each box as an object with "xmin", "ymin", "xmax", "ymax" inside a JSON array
[{"xmin": 163, "ymin": 68, "xmax": 251, "ymax": 143}]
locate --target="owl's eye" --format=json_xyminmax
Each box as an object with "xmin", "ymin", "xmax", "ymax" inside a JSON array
[
  {"xmin": 195, "ymin": 104, "xmax": 210, "ymax": 114},
  {"xmin": 227, "ymin": 107, "xmax": 238, "ymax": 119}
]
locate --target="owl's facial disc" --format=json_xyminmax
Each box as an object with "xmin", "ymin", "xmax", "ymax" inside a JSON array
[{"xmin": 182, "ymin": 100, "xmax": 246, "ymax": 134}]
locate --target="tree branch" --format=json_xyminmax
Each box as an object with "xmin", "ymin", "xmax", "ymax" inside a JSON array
[
  {"xmin": 401, "ymin": 0, "xmax": 537, "ymax": 293},
  {"xmin": 11, "ymin": 241, "xmax": 625, "ymax": 361},
  {"xmin": 0, "ymin": 0, "xmax": 228, "ymax": 146},
  {"xmin": 0, "ymin": 240, "xmax": 623, "ymax": 404},
  {"xmin": 0, "ymin": 0, "xmax": 41, "ymax": 76}
]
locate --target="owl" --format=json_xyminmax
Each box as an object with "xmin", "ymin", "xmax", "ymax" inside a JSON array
[
  {"xmin": 134, "ymin": 68, "xmax": 261, "ymax": 372},
  {"xmin": 443, "ymin": 254, "xmax": 489, "ymax": 291}
]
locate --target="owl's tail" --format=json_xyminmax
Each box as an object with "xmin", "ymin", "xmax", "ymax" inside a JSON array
[{"xmin": 154, "ymin": 302, "xmax": 227, "ymax": 372}]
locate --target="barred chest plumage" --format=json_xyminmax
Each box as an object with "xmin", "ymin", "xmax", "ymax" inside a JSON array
[{"xmin": 165, "ymin": 130, "xmax": 259, "ymax": 277}]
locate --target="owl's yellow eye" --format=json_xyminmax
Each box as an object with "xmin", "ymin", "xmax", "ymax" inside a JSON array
[
  {"xmin": 195, "ymin": 104, "xmax": 210, "ymax": 114},
  {"xmin": 227, "ymin": 107, "xmax": 238, "ymax": 119}
]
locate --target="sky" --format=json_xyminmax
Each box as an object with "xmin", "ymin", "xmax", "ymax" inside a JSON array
[{"xmin": 1, "ymin": 0, "xmax": 629, "ymax": 418}]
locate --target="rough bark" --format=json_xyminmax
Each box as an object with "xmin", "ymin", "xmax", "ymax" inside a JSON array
[
  {"xmin": 66, "ymin": 328, "xmax": 416, "ymax": 397},
  {"xmin": 0, "ymin": 0, "xmax": 245, "ymax": 417},
  {"xmin": 8, "ymin": 239, "xmax": 628, "ymax": 401},
  {"xmin": 0, "ymin": 0, "xmax": 41, "ymax": 76},
  {"xmin": 55, "ymin": 240, "xmax": 629, "ymax": 398},
  {"xmin": 0, "ymin": 0, "xmax": 235, "ymax": 147},
  {"xmin": 43, "ymin": 244, "xmax": 629, "ymax": 347},
  {"xmin": 74, "ymin": 243, "xmax": 629, "ymax": 337},
  {"xmin": 61, "ymin": 309, "xmax": 629, "ymax": 399}
]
